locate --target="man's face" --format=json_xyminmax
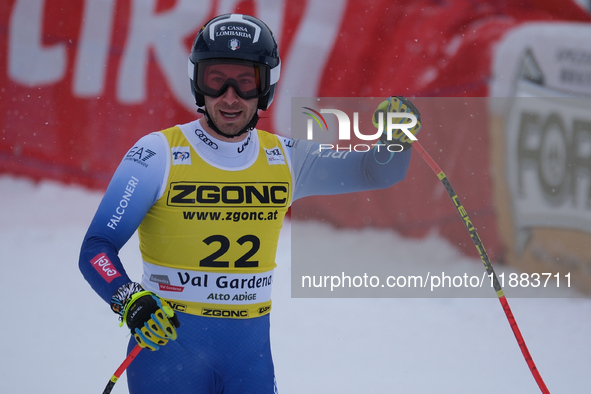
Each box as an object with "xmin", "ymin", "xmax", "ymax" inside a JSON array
[{"xmin": 202, "ymin": 63, "xmax": 260, "ymax": 139}]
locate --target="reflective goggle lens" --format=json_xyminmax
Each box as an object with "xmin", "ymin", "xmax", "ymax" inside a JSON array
[{"xmin": 196, "ymin": 60, "xmax": 270, "ymax": 100}]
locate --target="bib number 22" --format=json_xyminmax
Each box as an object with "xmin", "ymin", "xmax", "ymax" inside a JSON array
[{"xmin": 200, "ymin": 234, "xmax": 260, "ymax": 268}]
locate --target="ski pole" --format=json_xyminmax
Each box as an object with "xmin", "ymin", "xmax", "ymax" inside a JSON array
[
  {"xmin": 102, "ymin": 344, "xmax": 142, "ymax": 394},
  {"xmin": 411, "ymin": 140, "xmax": 550, "ymax": 394}
]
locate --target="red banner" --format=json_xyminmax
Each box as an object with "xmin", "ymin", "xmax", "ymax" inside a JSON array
[{"xmin": 1, "ymin": 0, "xmax": 589, "ymax": 260}]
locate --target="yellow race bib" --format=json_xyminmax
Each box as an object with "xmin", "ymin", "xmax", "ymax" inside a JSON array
[{"xmin": 138, "ymin": 127, "xmax": 291, "ymax": 318}]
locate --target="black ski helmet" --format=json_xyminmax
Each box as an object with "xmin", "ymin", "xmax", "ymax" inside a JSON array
[{"xmin": 189, "ymin": 14, "xmax": 281, "ymax": 110}]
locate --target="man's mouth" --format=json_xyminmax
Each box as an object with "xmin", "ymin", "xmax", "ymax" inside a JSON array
[{"xmin": 220, "ymin": 110, "xmax": 241, "ymax": 119}]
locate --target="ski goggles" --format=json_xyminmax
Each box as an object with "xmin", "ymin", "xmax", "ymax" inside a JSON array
[{"xmin": 194, "ymin": 59, "xmax": 277, "ymax": 100}]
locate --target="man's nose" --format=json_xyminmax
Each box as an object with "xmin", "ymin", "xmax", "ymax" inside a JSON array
[{"xmin": 221, "ymin": 85, "xmax": 240, "ymax": 104}]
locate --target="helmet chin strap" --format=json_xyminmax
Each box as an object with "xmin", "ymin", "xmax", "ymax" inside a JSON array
[{"xmin": 197, "ymin": 108, "xmax": 259, "ymax": 139}]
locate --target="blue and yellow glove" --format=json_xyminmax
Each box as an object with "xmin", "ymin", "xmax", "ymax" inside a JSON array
[
  {"xmin": 111, "ymin": 282, "xmax": 180, "ymax": 351},
  {"xmin": 372, "ymin": 96, "xmax": 422, "ymax": 151}
]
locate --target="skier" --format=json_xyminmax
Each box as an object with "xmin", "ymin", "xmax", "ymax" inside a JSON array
[{"xmin": 79, "ymin": 13, "xmax": 421, "ymax": 394}]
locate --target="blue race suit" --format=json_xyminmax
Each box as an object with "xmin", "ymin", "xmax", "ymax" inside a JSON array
[{"xmin": 79, "ymin": 118, "xmax": 410, "ymax": 393}]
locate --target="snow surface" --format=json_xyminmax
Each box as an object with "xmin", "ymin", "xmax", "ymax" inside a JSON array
[{"xmin": 1, "ymin": 175, "xmax": 589, "ymax": 393}]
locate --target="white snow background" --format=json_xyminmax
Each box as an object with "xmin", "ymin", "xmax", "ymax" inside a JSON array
[{"xmin": 1, "ymin": 175, "xmax": 590, "ymax": 393}]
